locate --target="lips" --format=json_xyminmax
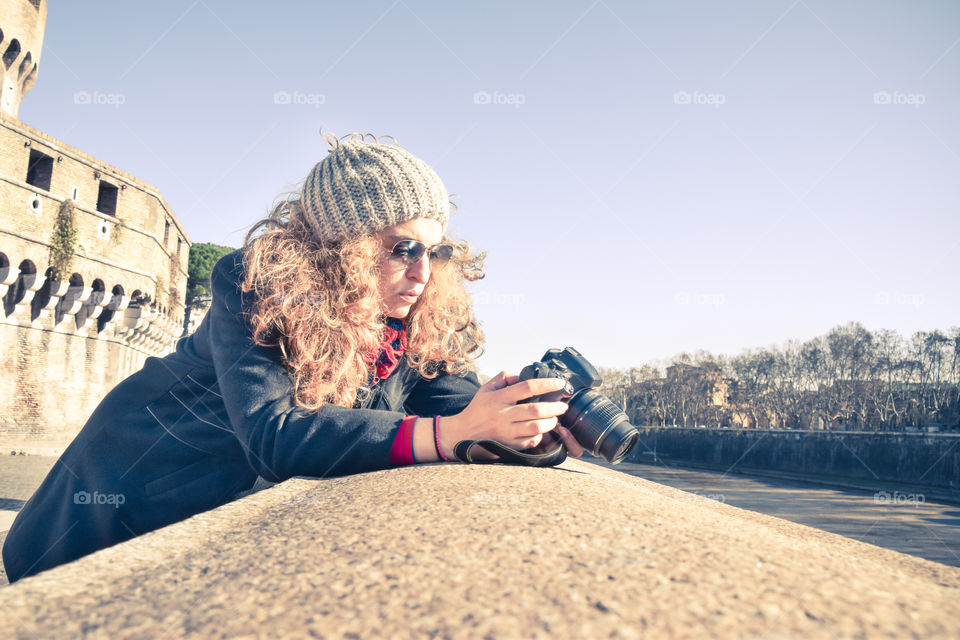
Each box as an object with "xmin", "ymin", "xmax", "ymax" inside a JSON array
[{"xmin": 399, "ymin": 292, "xmax": 420, "ymax": 303}]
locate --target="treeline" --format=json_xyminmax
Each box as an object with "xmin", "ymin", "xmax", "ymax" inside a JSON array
[
  {"xmin": 186, "ymin": 243, "xmax": 236, "ymax": 305},
  {"xmin": 598, "ymin": 322, "xmax": 960, "ymax": 432}
]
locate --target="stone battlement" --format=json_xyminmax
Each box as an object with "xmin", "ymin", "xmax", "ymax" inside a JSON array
[
  {"xmin": 1, "ymin": 250, "xmax": 182, "ymax": 348},
  {"xmin": 0, "ymin": 460, "xmax": 957, "ymax": 638},
  {"xmin": 0, "ymin": 253, "xmax": 184, "ymax": 454}
]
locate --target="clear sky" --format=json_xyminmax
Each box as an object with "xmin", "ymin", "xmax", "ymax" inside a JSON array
[{"xmin": 21, "ymin": 0, "xmax": 960, "ymax": 377}]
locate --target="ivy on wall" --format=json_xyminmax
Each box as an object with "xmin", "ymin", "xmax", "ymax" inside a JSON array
[
  {"xmin": 48, "ymin": 199, "xmax": 80, "ymax": 281},
  {"xmin": 155, "ymin": 274, "xmax": 166, "ymax": 306}
]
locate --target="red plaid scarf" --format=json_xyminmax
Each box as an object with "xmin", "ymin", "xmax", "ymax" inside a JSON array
[{"xmin": 363, "ymin": 316, "xmax": 408, "ymax": 386}]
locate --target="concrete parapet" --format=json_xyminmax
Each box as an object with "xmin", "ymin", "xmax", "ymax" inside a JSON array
[
  {"xmin": 1, "ymin": 460, "xmax": 957, "ymax": 638},
  {"xmin": 0, "ymin": 254, "xmax": 184, "ymax": 452}
]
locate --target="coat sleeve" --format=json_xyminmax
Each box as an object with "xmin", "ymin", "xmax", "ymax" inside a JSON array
[
  {"xmin": 208, "ymin": 251, "xmax": 408, "ymax": 482},
  {"xmin": 403, "ymin": 365, "xmax": 481, "ymax": 418}
]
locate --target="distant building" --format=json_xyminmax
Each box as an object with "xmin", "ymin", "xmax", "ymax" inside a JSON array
[{"xmin": 0, "ymin": 0, "xmax": 190, "ymax": 452}]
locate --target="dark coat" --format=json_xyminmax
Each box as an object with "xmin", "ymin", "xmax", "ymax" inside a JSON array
[{"xmin": 2, "ymin": 249, "xmax": 480, "ymax": 583}]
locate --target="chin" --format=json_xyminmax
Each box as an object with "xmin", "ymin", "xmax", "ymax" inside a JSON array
[{"xmin": 387, "ymin": 306, "xmax": 412, "ymax": 319}]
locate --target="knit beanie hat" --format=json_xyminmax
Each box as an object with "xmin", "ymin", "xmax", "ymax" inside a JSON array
[{"xmin": 300, "ymin": 133, "xmax": 452, "ymax": 244}]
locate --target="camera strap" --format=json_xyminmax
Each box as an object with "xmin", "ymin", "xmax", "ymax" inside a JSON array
[{"xmin": 452, "ymin": 437, "xmax": 567, "ymax": 467}]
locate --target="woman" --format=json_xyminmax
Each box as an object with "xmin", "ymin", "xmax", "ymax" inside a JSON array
[{"xmin": 2, "ymin": 132, "xmax": 582, "ymax": 584}]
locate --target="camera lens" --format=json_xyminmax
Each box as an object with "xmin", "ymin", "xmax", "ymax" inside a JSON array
[{"xmin": 561, "ymin": 389, "xmax": 639, "ymax": 464}]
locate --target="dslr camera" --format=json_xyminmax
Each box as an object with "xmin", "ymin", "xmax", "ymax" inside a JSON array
[{"xmin": 519, "ymin": 347, "xmax": 639, "ymax": 464}]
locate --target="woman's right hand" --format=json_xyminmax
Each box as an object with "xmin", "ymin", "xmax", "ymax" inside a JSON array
[{"xmin": 437, "ymin": 372, "xmax": 571, "ymax": 459}]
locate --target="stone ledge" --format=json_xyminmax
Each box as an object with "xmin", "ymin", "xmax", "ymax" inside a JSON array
[{"xmin": 1, "ymin": 460, "xmax": 958, "ymax": 638}]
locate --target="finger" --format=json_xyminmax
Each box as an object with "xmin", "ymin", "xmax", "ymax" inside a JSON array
[
  {"xmin": 514, "ymin": 434, "xmax": 544, "ymax": 450},
  {"xmin": 556, "ymin": 426, "xmax": 584, "ymax": 457},
  {"xmin": 501, "ymin": 377, "xmax": 567, "ymax": 404},
  {"xmin": 505, "ymin": 401, "xmax": 569, "ymax": 422},
  {"xmin": 482, "ymin": 371, "xmax": 512, "ymax": 392},
  {"xmin": 513, "ymin": 416, "xmax": 558, "ymax": 436},
  {"xmin": 503, "ymin": 374, "xmax": 520, "ymax": 386}
]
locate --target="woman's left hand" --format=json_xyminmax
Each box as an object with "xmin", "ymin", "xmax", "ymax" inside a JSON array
[{"xmin": 554, "ymin": 425, "xmax": 584, "ymax": 458}]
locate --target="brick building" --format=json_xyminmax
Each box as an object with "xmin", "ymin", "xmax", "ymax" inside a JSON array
[{"xmin": 0, "ymin": 0, "xmax": 190, "ymax": 453}]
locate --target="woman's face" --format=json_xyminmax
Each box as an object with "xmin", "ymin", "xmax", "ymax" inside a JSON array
[{"xmin": 375, "ymin": 217, "xmax": 445, "ymax": 319}]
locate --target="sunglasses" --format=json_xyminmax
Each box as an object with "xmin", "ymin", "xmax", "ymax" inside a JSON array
[{"xmin": 386, "ymin": 240, "xmax": 455, "ymax": 268}]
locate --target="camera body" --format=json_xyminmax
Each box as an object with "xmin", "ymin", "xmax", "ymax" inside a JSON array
[{"xmin": 519, "ymin": 347, "xmax": 639, "ymax": 464}]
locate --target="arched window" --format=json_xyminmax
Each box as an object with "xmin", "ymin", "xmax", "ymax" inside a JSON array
[
  {"xmin": 17, "ymin": 259, "xmax": 35, "ymax": 277},
  {"xmin": 22, "ymin": 63, "xmax": 38, "ymax": 93},
  {"xmin": 0, "ymin": 253, "xmax": 9, "ymax": 316},
  {"xmin": 55, "ymin": 273, "xmax": 85, "ymax": 325},
  {"xmin": 98, "ymin": 284, "xmax": 125, "ymax": 333},
  {"xmin": 17, "ymin": 51, "xmax": 31, "ymax": 80},
  {"xmin": 5, "ymin": 259, "xmax": 35, "ymax": 316},
  {"xmin": 2, "ymin": 39, "xmax": 21, "ymax": 69},
  {"xmin": 88, "ymin": 278, "xmax": 105, "ymax": 306}
]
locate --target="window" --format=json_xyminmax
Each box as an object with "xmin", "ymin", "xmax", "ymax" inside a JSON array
[
  {"xmin": 177, "ymin": 236, "xmax": 182, "ymax": 257},
  {"xmin": 4, "ymin": 259, "xmax": 35, "ymax": 316},
  {"xmin": 26, "ymin": 149, "xmax": 53, "ymax": 191},
  {"xmin": 22, "ymin": 63, "xmax": 37, "ymax": 93},
  {"xmin": 17, "ymin": 52, "xmax": 32, "ymax": 80},
  {"xmin": 164, "ymin": 219, "xmax": 170, "ymax": 244},
  {"xmin": 71, "ymin": 185, "xmax": 79, "ymax": 201},
  {"xmin": 2, "ymin": 39, "xmax": 20, "ymax": 70},
  {"xmin": 96, "ymin": 180, "xmax": 118, "ymax": 216}
]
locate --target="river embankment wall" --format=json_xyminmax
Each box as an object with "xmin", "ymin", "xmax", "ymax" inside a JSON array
[{"xmin": 627, "ymin": 427, "xmax": 960, "ymax": 493}]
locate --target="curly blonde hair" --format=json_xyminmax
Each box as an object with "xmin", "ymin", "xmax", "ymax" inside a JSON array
[{"xmin": 239, "ymin": 197, "xmax": 485, "ymax": 411}]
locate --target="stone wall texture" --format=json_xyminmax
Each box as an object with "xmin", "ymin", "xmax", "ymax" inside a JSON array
[{"xmin": 0, "ymin": 460, "xmax": 958, "ymax": 638}]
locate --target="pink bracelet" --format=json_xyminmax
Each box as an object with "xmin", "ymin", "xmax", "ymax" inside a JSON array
[{"xmin": 434, "ymin": 416, "xmax": 450, "ymax": 462}]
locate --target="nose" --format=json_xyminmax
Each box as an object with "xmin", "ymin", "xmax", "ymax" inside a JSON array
[{"xmin": 406, "ymin": 250, "xmax": 431, "ymax": 284}]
